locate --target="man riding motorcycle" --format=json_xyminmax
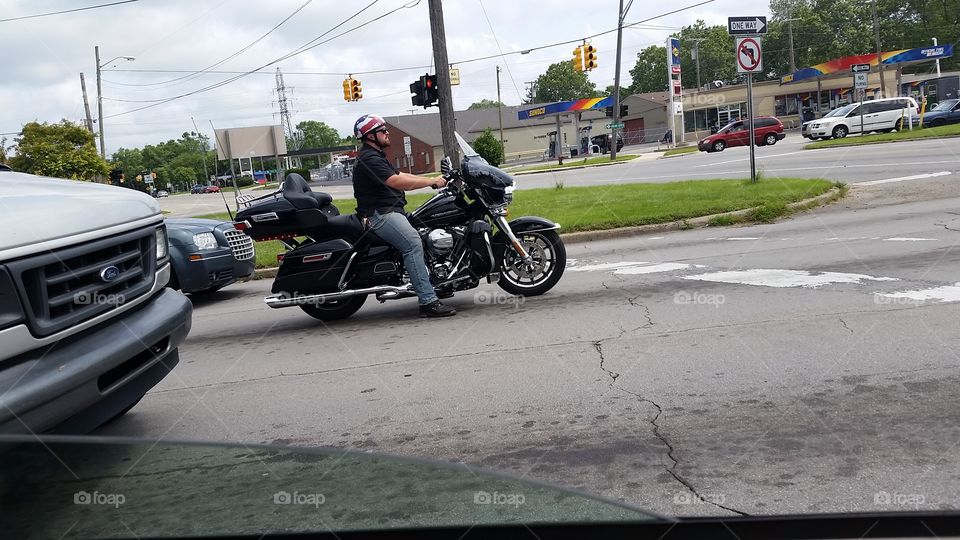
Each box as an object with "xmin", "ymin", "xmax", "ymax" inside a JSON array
[{"xmin": 351, "ymin": 114, "xmax": 457, "ymax": 318}]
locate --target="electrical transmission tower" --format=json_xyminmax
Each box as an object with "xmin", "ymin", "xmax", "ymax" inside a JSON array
[{"xmin": 274, "ymin": 67, "xmax": 302, "ymax": 150}]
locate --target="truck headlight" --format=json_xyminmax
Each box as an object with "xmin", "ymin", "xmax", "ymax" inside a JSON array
[
  {"xmin": 156, "ymin": 226, "xmax": 168, "ymax": 260},
  {"xmin": 192, "ymin": 232, "xmax": 219, "ymax": 250}
]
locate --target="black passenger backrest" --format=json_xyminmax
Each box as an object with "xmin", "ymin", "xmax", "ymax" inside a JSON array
[{"xmin": 282, "ymin": 173, "xmax": 318, "ymax": 210}]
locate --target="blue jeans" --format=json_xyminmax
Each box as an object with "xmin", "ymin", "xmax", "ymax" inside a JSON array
[{"xmin": 369, "ymin": 211, "xmax": 438, "ymax": 305}]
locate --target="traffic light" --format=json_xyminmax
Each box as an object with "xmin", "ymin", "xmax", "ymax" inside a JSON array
[
  {"xmin": 350, "ymin": 78, "xmax": 362, "ymax": 101},
  {"xmin": 584, "ymin": 44, "xmax": 598, "ymax": 70},
  {"xmin": 342, "ymin": 78, "xmax": 352, "ymax": 101},
  {"xmin": 423, "ymin": 74, "xmax": 438, "ymax": 106},
  {"xmin": 620, "ymin": 104, "xmax": 628, "ymax": 118},
  {"xmin": 572, "ymin": 46, "xmax": 584, "ymax": 72},
  {"xmin": 409, "ymin": 73, "xmax": 438, "ymax": 108}
]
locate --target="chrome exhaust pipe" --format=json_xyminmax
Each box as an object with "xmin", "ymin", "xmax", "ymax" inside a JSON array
[{"xmin": 265, "ymin": 284, "xmax": 414, "ymax": 309}]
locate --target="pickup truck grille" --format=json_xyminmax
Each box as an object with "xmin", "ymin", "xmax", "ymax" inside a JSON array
[
  {"xmin": 8, "ymin": 227, "xmax": 157, "ymax": 337},
  {"xmin": 223, "ymin": 229, "xmax": 255, "ymax": 261}
]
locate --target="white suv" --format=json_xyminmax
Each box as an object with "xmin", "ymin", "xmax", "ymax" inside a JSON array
[{"xmin": 808, "ymin": 97, "xmax": 920, "ymax": 139}]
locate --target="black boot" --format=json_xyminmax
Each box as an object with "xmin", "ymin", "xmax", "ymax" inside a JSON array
[{"xmin": 419, "ymin": 300, "xmax": 456, "ymax": 318}]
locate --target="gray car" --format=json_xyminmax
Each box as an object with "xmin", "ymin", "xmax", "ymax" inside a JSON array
[{"xmin": 166, "ymin": 218, "xmax": 256, "ymax": 294}]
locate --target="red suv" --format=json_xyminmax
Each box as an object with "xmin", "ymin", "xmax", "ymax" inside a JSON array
[{"xmin": 698, "ymin": 117, "xmax": 785, "ymax": 152}]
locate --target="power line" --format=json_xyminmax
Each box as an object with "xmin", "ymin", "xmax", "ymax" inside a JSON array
[
  {"xmin": 0, "ymin": 0, "xmax": 138, "ymax": 23},
  {"xmin": 104, "ymin": 0, "xmax": 418, "ymax": 117},
  {"xmin": 477, "ymin": 0, "xmax": 523, "ymax": 102},
  {"xmin": 114, "ymin": 0, "xmax": 315, "ymax": 88}
]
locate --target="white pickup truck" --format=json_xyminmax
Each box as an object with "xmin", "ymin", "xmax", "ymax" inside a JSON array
[{"xmin": 0, "ymin": 169, "xmax": 192, "ymax": 433}]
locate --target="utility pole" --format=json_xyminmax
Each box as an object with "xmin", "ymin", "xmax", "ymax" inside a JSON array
[
  {"xmin": 611, "ymin": 0, "xmax": 632, "ymax": 160},
  {"xmin": 690, "ymin": 39, "xmax": 705, "ymax": 90},
  {"xmin": 95, "ymin": 46, "xmax": 104, "ymax": 159},
  {"xmin": 496, "ymin": 65, "xmax": 504, "ymax": 148},
  {"xmin": 191, "ymin": 117, "xmax": 210, "ymax": 192},
  {"xmin": 79, "ymin": 73, "xmax": 94, "ymax": 134},
  {"xmin": 933, "ymin": 38, "xmax": 941, "ymax": 77},
  {"xmin": 872, "ymin": 0, "xmax": 886, "ymax": 96},
  {"xmin": 787, "ymin": 17, "xmax": 796, "ymax": 73},
  {"xmin": 427, "ymin": 0, "xmax": 458, "ymax": 164}
]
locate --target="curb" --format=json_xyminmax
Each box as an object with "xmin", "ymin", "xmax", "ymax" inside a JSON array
[
  {"xmin": 657, "ymin": 149, "xmax": 699, "ymax": 159},
  {"xmin": 251, "ymin": 187, "xmax": 842, "ymax": 276},
  {"xmin": 803, "ymin": 133, "xmax": 960, "ymax": 151},
  {"xmin": 511, "ymin": 157, "xmax": 640, "ymax": 176}
]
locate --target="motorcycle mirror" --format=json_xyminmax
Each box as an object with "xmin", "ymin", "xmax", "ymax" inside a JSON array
[{"xmin": 440, "ymin": 156, "xmax": 453, "ymax": 175}]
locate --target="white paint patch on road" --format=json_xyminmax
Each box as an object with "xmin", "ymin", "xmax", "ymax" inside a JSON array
[
  {"xmin": 855, "ymin": 171, "xmax": 952, "ymax": 186},
  {"xmin": 880, "ymin": 284, "xmax": 960, "ymax": 303},
  {"xmin": 568, "ymin": 261, "xmax": 650, "ymax": 272},
  {"xmin": 684, "ymin": 268, "xmax": 898, "ymax": 289},
  {"xmin": 694, "ymin": 150, "xmax": 806, "ymax": 167},
  {"xmin": 883, "ymin": 237, "xmax": 937, "ymax": 242},
  {"xmin": 614, "ymin": 263, "xmax": 696, "ymax": 275},
  {"xmin": 727, "ymin": 237, "xmax": 761, "ymax": 241},
  {"xmin": 648, "ymin": 236, "xmax": 665, "ymax": 240}
]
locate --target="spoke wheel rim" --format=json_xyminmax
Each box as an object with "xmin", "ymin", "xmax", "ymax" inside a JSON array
[{"xmin": 503, "ymin": 234, "xmax": 556, "ymax": 288}]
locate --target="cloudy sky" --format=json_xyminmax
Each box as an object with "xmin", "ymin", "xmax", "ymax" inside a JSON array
[{"xmin": 1, "ymin": 0, "xmax": 770, "ymax": 155}]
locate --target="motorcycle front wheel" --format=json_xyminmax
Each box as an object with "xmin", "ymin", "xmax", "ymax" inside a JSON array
[{"xmin": 497, "ymin": 230, "xmax": 565, "ymax": 297}]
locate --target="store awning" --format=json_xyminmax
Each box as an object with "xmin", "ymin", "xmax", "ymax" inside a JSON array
[
  {"xmin": 780, "ymin": 45, "xmax": 954, "ymax": 85},
  {"xmin": 517, "ymin": 96, "xmax": 614, "ymax": 120}
]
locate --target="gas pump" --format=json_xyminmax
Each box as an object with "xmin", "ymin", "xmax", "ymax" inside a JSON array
[
  {"xmin": 579, "ymin": 125, "xmax": 592, "ymax": 156},
  {"xmin": 547, "ymin": 130, "xmax": 559, "ymax": 158}
]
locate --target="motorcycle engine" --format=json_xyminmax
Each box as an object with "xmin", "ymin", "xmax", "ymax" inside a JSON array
[{"xmin": 426, "ymin": 229, "xmax": 454, "ymax": 255}]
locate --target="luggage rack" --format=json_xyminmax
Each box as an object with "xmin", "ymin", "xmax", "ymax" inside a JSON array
[{"xmin": 236, "ymin": 188, "xmax": 283, "ymax": 209}]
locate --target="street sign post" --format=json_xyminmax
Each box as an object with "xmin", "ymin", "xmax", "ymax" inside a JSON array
[
  {"xmin": 854, "ymin": 73, "xmax": 868, "ymax": 89},
  {"xmin": 851, "ymin": 63, "xmax": 871, "ymax": 73},
  {"xmin": 852, "ymin": 66, "xmax": 869, "ymax": 136},
  {"xmin": 605, "ymin": 122, "xmax": 624, "ymax": 129},
  {"xmin": 733, "ymin": 36, "xmax": 763, "ymax": 183},
  {"xmin": 728, "ymin": 16, "xmax": 767, "ymax": 36}
]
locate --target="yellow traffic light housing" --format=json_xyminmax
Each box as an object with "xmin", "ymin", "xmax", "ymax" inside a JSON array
[
  {"xmin": 584, "ymin": 44, "xmax": 598, "ymax": 70},
  {"xmin": 342, "ymin": 78, "xmax": 352, "ymax": 101},
  {"xmin": 350, "ymin": 78, "xmax": 362, "ymax": 101},
  {"xmin": 572, "ymin": 46, "xmax": 584, "ymax": 72}
]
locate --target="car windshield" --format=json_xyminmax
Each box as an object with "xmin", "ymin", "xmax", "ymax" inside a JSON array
[
  {"xmin": 8, "ymin": 2, "xmax": 960, "ymax": 538},
  {"xmin": 931, "ymin": 99, "xmax": 959, "ymax": 111}
]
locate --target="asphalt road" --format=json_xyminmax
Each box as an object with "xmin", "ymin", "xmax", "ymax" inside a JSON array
[
  {"xmin": 161, "ymin": 134, "xmax": 960, "ymax": 218},
  {"xmin": 102, "ymin": 183, "xmax": 960, "ymax": 518}
]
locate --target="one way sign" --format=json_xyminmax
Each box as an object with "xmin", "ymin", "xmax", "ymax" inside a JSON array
[{"xmin": 728, "ymin": 16, "xmax": 767, "ymax": 36}]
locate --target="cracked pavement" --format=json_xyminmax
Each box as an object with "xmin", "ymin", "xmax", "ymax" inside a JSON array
[{"xmin": 100, "ymin": 190, "xmax": 960, "ymax": 517}]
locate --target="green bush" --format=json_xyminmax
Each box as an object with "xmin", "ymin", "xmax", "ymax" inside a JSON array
[
  {"xmin": 472, "ymin": 128, "xmax": 504, "ymax": 167},
  {"xmin": 235, "ymin": 175, "xmax": 255, "ymax": 187},
  {"xmin": 285, "ymin": 167, "xmax": 311, "ymax": 181}
]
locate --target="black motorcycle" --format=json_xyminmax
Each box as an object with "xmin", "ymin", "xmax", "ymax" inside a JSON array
[{"xmin": 233, "ymin": 134, "xmax": 565, "ymax": 320}]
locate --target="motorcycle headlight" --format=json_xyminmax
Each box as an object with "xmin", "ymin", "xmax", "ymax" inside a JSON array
[
  {"xmin": 155, "ymin": 226, "xmax": 168, "ymax": 260},
  {"xmin": 192, "ymin": 232, "xmax": 219, "ymax": 250},
  {"xmin": 504, "ymin": 184, "xmax": 515, "ymax": 205}
]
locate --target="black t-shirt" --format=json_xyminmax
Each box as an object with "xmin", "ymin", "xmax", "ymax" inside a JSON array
[{"xmin": 353, "ymin": 145, "xmax": 406, "ymax": 217}]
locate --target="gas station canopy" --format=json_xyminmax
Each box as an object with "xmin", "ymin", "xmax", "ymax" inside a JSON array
[
  {"xmin": 780, "ymin": 44, "xmax": 954, "ymax": 85},
  {"xmin": 517, "ymin": 96, "xmax": 614, "ymax": 120}
]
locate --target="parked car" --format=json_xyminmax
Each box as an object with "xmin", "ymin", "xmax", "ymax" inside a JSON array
[
  {"xmin": 698, "ymin": 117, "xmax": 785, "ymax": 152},
  {"xmin": 0, "ymin": 171, "xmax": 192, "ymax": 433},
  {"xmin": 155, "ymin": 190, "xmax": 169, "ymax": 198},
  {"xmin": 166, "ymin": 218, "xmax": 256, "ymax": 294},
  {"xmin": 205, "ymin": 185, "xmax": 221, "ymax": 193},
  {"xmin": 922, "ymin": 98, "xmax": 960, "ymax": 127},
  {"xmin": 191, "ymin": 184, "xmax": 206, "ymax": 194},
  {"xmin": 591, "ymin": 133, "xmax": 624, "ymax": 154},
  {"xmin": 807, "ymin": 97, "xmax": 920, "ymax": 139},
  {"xmin": 0, "ymin": 163, "xmax": 11, "ymax": 171},
  {"xmin": 802, "ymin": 107, "xmax": 848, "ymax": 139}
]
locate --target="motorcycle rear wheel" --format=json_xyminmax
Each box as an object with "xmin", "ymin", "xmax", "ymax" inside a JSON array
[
  {"xmin": 497, "ymin": 230, "xmax": 565, "ymax": 297},
  {"xmin": 299, "ymin": 295, "xmax": 367, "ymax": 321}
]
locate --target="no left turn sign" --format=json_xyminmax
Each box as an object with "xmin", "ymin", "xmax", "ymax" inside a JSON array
[{"xmin": 736, "ymin": 37, "xmax": 762, "ymax": 73}]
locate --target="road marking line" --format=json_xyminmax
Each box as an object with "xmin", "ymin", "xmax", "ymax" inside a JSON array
[
  {"xmin": 883, "ymin": 237, "xmax": 938, "ymax": 241},
  {"xmin": 568, "ymin": 261, "xmax": 649, "ymax": 272},
  {"xmin": 694, "ymin": 150, "xmax": 806, "ymax": 167},
  {"xmin": 855, "ymin": 171, "xmax": 952, "ymax": 186},
  {"xmin": 614, "ymin": 263, "xmax": 697, "ymax": 275},
  {"xmin": 684, "ymin": 268, "xmax": 898, "ymax": 288},
  {"xmin": 727, "ymin": 237, "xmax": 761, "ymax": 240}
]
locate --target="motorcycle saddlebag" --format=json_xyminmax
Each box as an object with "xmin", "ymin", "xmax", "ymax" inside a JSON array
[
  {"xmin": 236, "ymin": 192, "xmax": 339, "ymax": 240},
  {"xmin": 271, "ymin": 239, "xmax": 354, "ymax": 294}
]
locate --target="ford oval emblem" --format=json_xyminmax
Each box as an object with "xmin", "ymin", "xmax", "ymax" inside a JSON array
[{"xmin": 100, "ymin": 265, "xmax": 121, "ymax": 282}]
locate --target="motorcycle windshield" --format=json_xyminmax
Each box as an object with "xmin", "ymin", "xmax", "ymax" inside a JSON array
[{"xmin": 455, "ymin": 132, "xmax": 487, "ymax": 165}]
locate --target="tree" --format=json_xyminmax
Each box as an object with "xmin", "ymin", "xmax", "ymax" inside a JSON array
[
  {"xmin": 9, "ymin": 120, "xmax": 109, "ymax": 180},
  {"xmin": 674, "ymin": 21, "xmax": 738, "ymax": 87},
  {"xmin": 533, "ymin": 62, "xmax": 597, "ymax": 103},
  {"xmin": 0, "ymin": 137, "xmax": 7, "ymax": 164},
  {"xmin": 471, "ymin": 128, "xmax": 504, "ymax": 167},
  {"xmin": 628, "ymin": 46, "xmax": 668, "ymax": 94},
  {"xmin": 468, "ymin": 99, "xmax": 505, "ymax": 110},
  {"xmin": 604, "ymin": 84, "xmax": 629, "ymax": 97},
  {"xmin": 296, "ymin": 120, "xmax": 345, "ymax": 168}
]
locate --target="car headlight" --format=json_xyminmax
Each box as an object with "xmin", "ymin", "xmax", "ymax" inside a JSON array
[
  {"xmin": 156, "ymin": 226, "xmax": 168, "ymax": 260},
  {"xmin": 192, "ymin": 232, "xmax": 219, "ymax": 250}
]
